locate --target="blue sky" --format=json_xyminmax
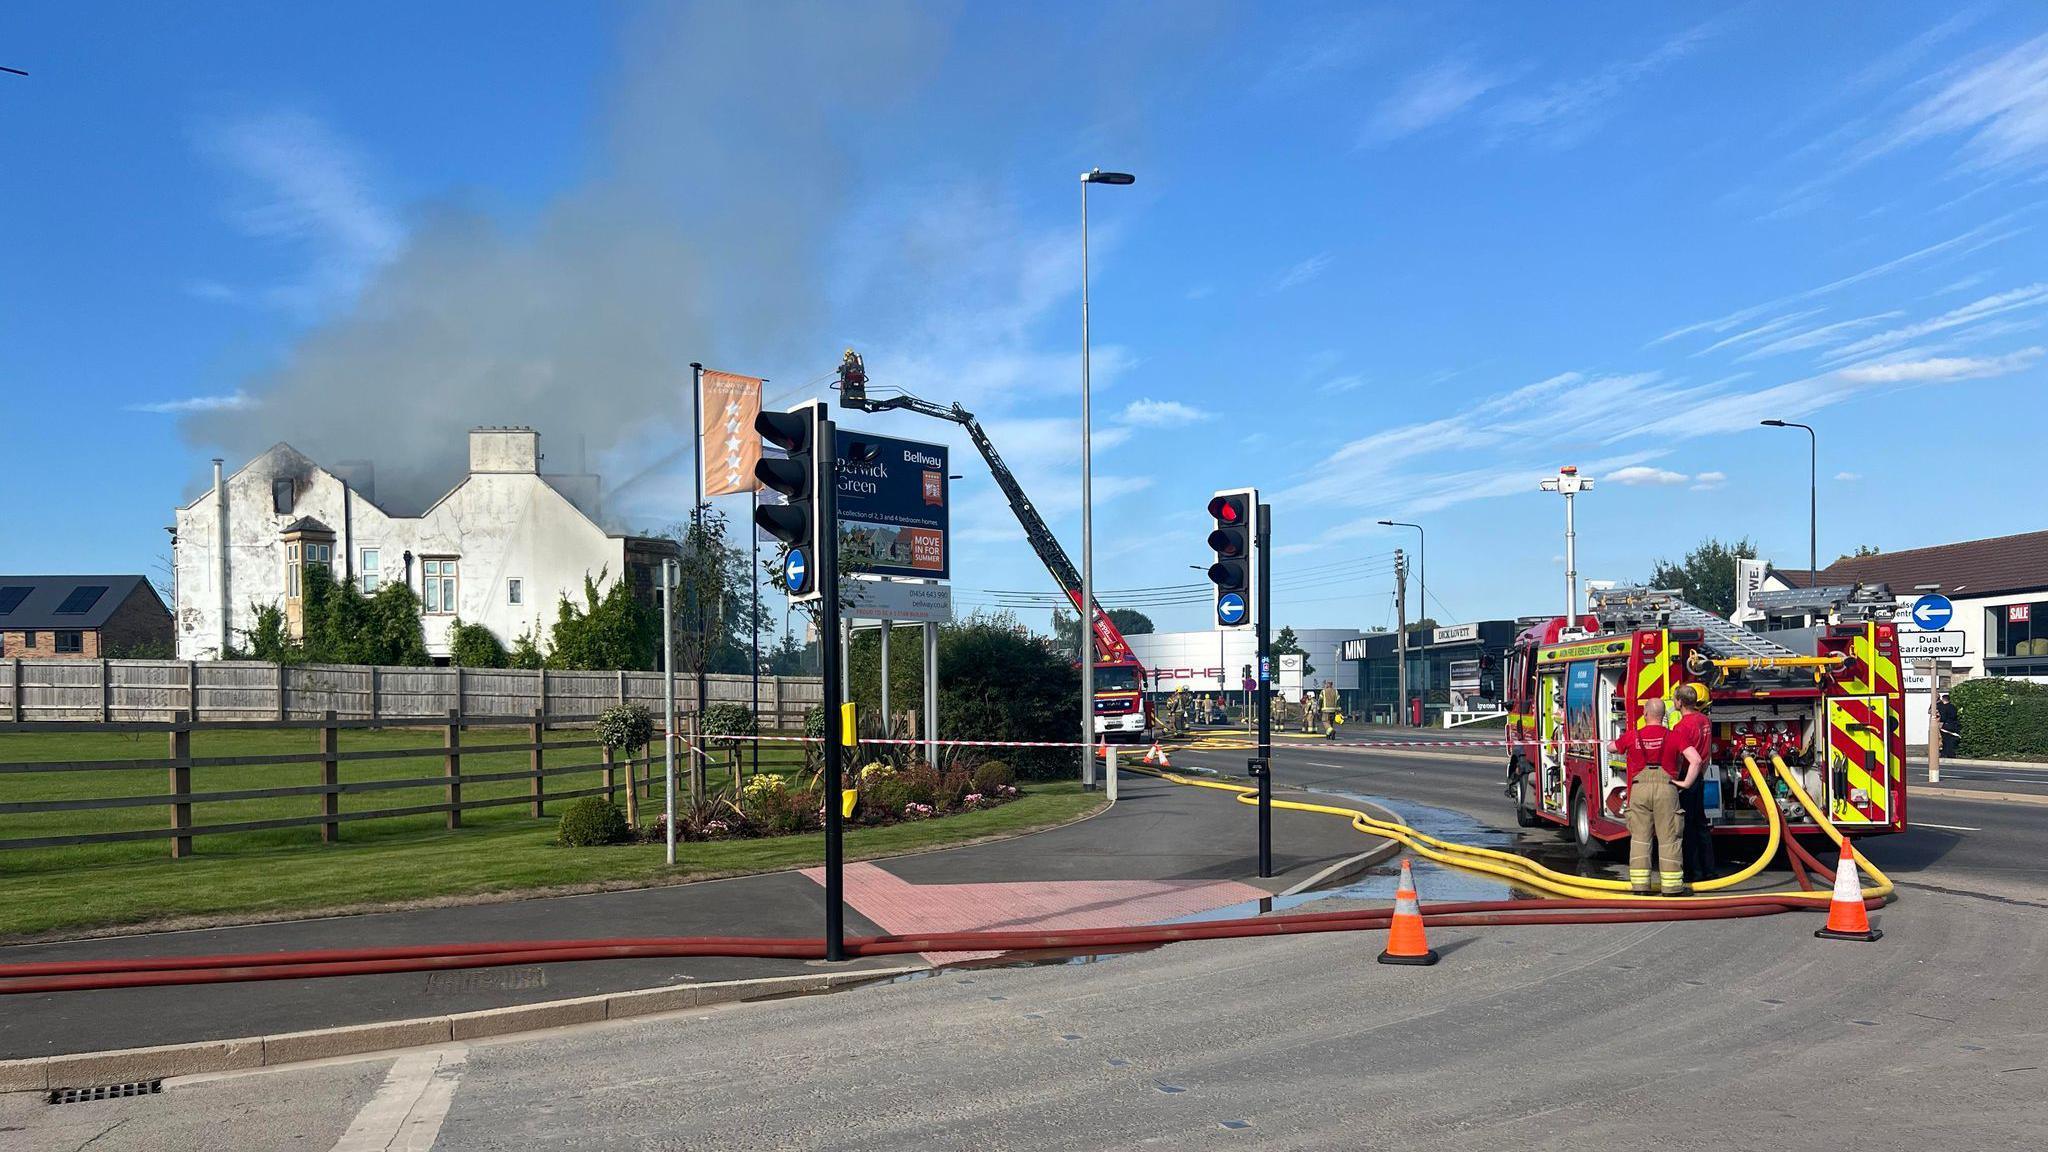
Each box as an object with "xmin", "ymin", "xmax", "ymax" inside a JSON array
[{"xmin": 4, "ymin": 2, "xmax": 2047, "ymax": 639}]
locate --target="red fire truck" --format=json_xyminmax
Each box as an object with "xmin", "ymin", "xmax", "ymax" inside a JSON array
[{"xmin": 1504, "ymin": 585, "xmax": 1907, "ymax": 856}]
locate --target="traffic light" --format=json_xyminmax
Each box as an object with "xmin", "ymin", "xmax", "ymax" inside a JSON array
[
  {"xmin": 1206, "ymin": 487, "xmax": 1259, "ymax": 630},
  {"xmin": 754, "ymin": 401, "xmax": 829, "ymax": 603}
]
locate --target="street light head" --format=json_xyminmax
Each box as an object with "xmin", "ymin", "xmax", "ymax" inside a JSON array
[
  {"xmin": 1377, "ymin": 519, "xmax": 1395, "ymax": 526},
  {"xmin": 1761, "ymin": 419, "xmax": 1787, "ymax": 427},
  {"xmin": 1082, "ymin": 169, "xmax": 1136, "ymax": 185}
]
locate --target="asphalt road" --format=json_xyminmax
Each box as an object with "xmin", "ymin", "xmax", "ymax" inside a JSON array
[
  {"xmin": 0, "ymin": 771, "xmax": 1366, "ymax": 1059},
  {"xmin": 8, "ymin": 739, "xmax": 2046, "ymax": 1150}
]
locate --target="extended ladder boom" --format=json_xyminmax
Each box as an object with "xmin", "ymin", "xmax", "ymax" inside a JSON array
[{"xmin": 833, "ymin": 350, "xmax": 1134, "ymax": 665}]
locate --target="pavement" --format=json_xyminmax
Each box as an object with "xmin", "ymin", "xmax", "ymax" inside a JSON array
[
  {"xmin": 0, "ymin": 771, "xmax": 1368, "ymax": 1060},
  {"xmin": 6, "ymin": 734, "xmax": 2046, "ymax": 1149}
]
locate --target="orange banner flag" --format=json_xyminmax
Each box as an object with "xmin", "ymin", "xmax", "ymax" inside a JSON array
[{"xmin": 700, "ymin": 370, "xmax": 764, "ymax": 497}]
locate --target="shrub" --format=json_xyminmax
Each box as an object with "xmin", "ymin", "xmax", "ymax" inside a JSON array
[
  {"xmin": 752, "ymin": 785, "xmax": 821, "ymax": 836},
  {"xmin": 937, "ymin": 767, "xmax": 972, "ymax": 810},
  {"xmin": 701, "ymin": 703, "xmax": 756, "ymax": 754},
  {"xmin": 898, "ymin": 762, "xmax": 941, "ymax": 807},
  {"xmin": 860, "ymin": 776, "xmax": 913, "ymax": 822},
  {"xmin": 597, "ymin": 703, "xmax": 655, "ymax": 753},
  {"xmin": 557, "ymin": 797, "xmax": 629, "ymax": 846},
  {"xmin": 1952, "ymin": 677, "xmax": 2048, "ymax": 760},
  {"xmin": 972, "ymin": 761, "xmax": 1015, "ymax": 794},
  {"xmin": 449, "ymin": 620, "xmax": 509, "ymax": 668}
]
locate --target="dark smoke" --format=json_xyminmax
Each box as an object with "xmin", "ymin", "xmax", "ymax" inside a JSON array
[{"xmin": 184, "ymin": 2, "xmax": 941, "ymax": 515}]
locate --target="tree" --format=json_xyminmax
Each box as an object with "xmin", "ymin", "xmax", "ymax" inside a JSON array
[
  {"xmin": 1049, "ymin": 606, "xmax": 1152, "ymax": 659},
  {"xmin": 843, "ymin": 611, "xmax": 1081, "ymax": 778},
  {"xmin": 1837, "ymin": 543, "xmax": 1881, "ymax": 563},
  {"xmin": 1648, "ymin": 537, "xmax": 1758, "ymax": 618},
  {"xmin": 1271, "ymin": 626, "xmax": 1315, "ymax": 679},
  {"xmin": 665, "ymin": 507, "xmax": 756, "ymax": 677},
  {"xmin": 234, "ymin": 572, "xmax": 428, "ymax": 666},
  {"xmin": 546, "ymin": 570, "xmax": 657, "ymax": 670}
]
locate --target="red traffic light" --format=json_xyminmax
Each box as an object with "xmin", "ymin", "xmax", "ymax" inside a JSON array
[{"xmin": 1207, "ymin": 495, "xmax": 1245, "ymax": 524}]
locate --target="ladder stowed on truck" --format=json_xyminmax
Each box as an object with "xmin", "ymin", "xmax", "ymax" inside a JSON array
[{"xmin": 1504, "ymin": 584, "xmax": 1908, "ymax": 857}]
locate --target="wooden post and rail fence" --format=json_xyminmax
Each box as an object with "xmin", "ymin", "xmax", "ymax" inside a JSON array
[{"xmin": 0, "ymin": 661, "xmax": 824, "ymax": 860}]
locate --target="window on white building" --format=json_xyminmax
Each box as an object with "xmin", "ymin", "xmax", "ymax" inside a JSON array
[
  {"xmin": 1990, "ymin": 601, "xmax": 2048, "ymax": 658},
  {"xmin": 423, "ymin": 559, "xmax": 458, "ymax": 614},
  {"xmin": 507, "ymin": 578, "xmax": 522, "ymax": 606},
  {"xmin": 272, "ymin": 478, "xmax": 295, "ymax": 514},
  {"xmin": 306, "ymin": 542, "xmax": 331, "ymax": 570},
  {"xmin": 286, "ymin": 543, "xmax": 301, "ymax": 598},
  {"xmin": 361, "ymin": 549, "xmax": 381, "ymax": 593}
]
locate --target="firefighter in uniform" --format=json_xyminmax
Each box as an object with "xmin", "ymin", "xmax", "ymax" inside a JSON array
[
  {"xmin": 1320, "ymin": 680, "xmax": 1340, "ymax": 738},
  {"xmin": 1670, "ymin": 682, "xmax": 1717, "ymax": 884},
  {"xmin": 1613, "ymin": 698, "xmax": 1684, "ymax": 896},
  {"xmin": 1302, "ymin": 686, "xmax": 1322, "ymax": 734}
]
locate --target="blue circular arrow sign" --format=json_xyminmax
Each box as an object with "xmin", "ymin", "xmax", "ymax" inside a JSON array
[
  {"xmin": 783, "ymin": 549, "xmax": 810, "ymax": 594},
  {"xmin": 1217, "ymin": 592, "xmax": 1247, "ymax": 626},
  {"xmin": 1910, "ymin": 593, "xmax": 1952, "ymax": 630}
]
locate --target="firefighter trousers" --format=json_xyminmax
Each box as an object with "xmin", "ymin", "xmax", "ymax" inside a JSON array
[{"xmin": 1626, "ymin": 769, "xmax": 1684, "ymax": 893}]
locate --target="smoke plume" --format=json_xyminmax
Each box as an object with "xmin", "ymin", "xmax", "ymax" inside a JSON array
[{"xmin": 183, "ymin": 2, "xmax": 940, "ymax": 515}]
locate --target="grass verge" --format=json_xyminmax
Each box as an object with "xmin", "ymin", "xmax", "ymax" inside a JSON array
[{"xmin": 0, "ymin": 725, "xmax": 1102, "ymax": 941}]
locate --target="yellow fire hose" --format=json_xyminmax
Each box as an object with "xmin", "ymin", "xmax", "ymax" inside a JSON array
[{"xmin": 1128, "ymin": 751, "xmax": 1891, "ymax": 904}]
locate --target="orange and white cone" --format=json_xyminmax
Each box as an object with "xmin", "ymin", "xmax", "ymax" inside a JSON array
[
  {"xmin": 1814, "ymin": 837, "xmax": 1882, "ymax": 942},
  {"xmin": 1378, "ymin": 858, "xmax": 1440, "ymax": 966},
  {"xmin": 1143, "ymin": 742, "xmax": 1170, "ymax": 768}
]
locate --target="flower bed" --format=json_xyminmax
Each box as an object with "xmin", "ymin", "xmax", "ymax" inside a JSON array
[{"xmin": 642, "ymin": 759, "xmax": 1021, "ymax": 844}]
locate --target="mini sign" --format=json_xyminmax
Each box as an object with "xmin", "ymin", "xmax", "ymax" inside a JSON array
[{"xmin": 1897, "ymin": 630, "xmax": 1965, "ymax": 660}]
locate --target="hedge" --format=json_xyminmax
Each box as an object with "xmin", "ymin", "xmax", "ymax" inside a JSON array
[{"xmin": 1950, "ymin": 677, "xmax": 2048, "ymax": 760}]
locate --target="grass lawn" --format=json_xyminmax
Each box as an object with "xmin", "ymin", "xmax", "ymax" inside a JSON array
[{"xmin": 0, "ymin": 726, "xmax": 1103, "ymax": 940}]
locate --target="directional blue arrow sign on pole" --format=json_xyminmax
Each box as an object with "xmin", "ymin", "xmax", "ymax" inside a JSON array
[
  {"xmin": 1217, "ymin": 592, "xmax": 1247, "ymax": 626},
  {"xmin": 783, "ymin": 550, "xmax": 809, "ymax": 595},
  {"xmin": 1910, "ymin": 594, "xmax": 1953, "ymax": 630}
]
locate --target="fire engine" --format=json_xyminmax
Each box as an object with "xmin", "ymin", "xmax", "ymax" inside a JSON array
[
  {"xmin": 1505, "ymin": 584, "xmax": 1907, "ymax": 856},
  {"xmin": 834, "ymin": 350, "xmax": 1153, "ymax": 740}
]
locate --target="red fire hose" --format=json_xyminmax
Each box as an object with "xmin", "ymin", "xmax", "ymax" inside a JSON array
[{"xmin": 0, "ymin": 894, "xmax": 1866, "ymax": 996}]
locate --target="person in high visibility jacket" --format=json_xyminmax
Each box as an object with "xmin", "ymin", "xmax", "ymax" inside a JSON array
[
  {"xmin": 1302, "ymin": 687, "xmax": 1322, "ymax": 734},
  {"xmin": 1613, "ymin": 697, "xmax": 1684, "ymax": 895}
]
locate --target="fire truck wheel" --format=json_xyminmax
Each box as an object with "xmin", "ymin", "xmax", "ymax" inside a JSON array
[
  {"xmin": 1569, "ymin": 789, "xmax": 1601, "ymax": 859},
  {"xmin": 1512, "ymin": 767, "xmax": 1543, "ymax": 828}
]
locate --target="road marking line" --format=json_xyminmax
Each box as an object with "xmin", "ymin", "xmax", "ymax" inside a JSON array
[
  {"xmin": 1913, "ymin": 821, "xmax": 1980, "ymax": 832},
  {"xmin": 331, "ymin": 1048, "xmax": 467, "ymax": 1152}
]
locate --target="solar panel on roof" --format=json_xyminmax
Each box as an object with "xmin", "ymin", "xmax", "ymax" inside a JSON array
[
  {"xmin": 0, "ymin": 587, "xmax": 28, "ymax": 615},
  {"xmin": 55, "ymin": 585, "xmax": 108, "ymax": 615}
]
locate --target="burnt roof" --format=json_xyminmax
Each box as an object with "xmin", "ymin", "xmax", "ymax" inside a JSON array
[
  {"xmin": 0, "ymin": 575, "xmax": 161, "ymax": 630},
  {"xmin": 1772, "ymin": 528, "xmax": 2048, "ymax": 598}
]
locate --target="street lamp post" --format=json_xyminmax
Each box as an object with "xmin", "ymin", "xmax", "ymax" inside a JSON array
[
  {"xmin": 1761, "ymin": 420, "xmax": 1817, "ymax": 587},
  {"xmin": 1080, "ymin": 167, "xmax": 1135, "ymax": 779}
]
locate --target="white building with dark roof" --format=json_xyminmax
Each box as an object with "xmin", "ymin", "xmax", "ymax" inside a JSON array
[{"xmin": 172, "ymin": 428, "xmax": 678, "ymax": 662}]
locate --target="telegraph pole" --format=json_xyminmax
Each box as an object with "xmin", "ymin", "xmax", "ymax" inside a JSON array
[{"xmin": 1395, "ymin": 549, "xmax": 1409, "ymax": 727}]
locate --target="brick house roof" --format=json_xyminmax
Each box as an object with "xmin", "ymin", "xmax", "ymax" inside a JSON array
[
  {"xmin": 0, "ymin": 575, "xmax": 158, "ymax": 630},
  {"xmin": 1771, "ymin": 529, "xmax": 2048, "ymax": 598}
]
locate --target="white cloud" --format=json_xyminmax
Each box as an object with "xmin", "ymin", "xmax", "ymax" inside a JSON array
[
  {"xmin": 1608, "ymin": 466, "xmax": 1690, "ymax": 486},
  {"xmin": 1825, "ymin": 284, "xmax": 2048, "ymax": 361},
  {"xmin": 1651, "ymin": 221, "xmax": 2018, "ymax": 347},
  {"xmin": 1690, "ymin": 471, "xmax": 1727, "ymax": 491},
  {"xmin": 1692, "ymin": 309, "xmax": 1825, "ymax": 356},
  {"xmin": 1880, "ymin": 33, "xmax": 2048, "ymax": 170},
  {"xmin": 1835, "ymin": 471, "xmax": 1863, "ymax": 481},
  {"xmin": 1272, "ymin": 252, "xmax": 1334, "ymax": 292},
  {"xmin": 127, "ymin": 391, "xmax": 258, "ymax": 414},
  {"xmin": 196, "ymin": 110, "xmax": 401, "ymax": 310},
  {"xmin": 1487, "ymin": 21, "xmax": 1720, "ymax": 146},
  {"xmin": 1319, "ymin": 374, "xmax": 1369, "ymax": 395},
  {"xmin": 1834, "ymin": 347, "xmax": 2044, "ymax": 383},
  {"xmin": 1120, "ymin": 398, "xmax": 1211, "ymax": 427},
  {"xmin": 1364, "ymin": 60, "xmax": 1499, "ymax": 144},
  {"xmin": 1735, "ymin": 311, "xmax": 1903, "ymax": 361}
]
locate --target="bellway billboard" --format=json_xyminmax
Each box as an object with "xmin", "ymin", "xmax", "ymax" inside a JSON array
[{"xmin": 835, "ymin": 430, "xmax": 949, "ymax": 581}]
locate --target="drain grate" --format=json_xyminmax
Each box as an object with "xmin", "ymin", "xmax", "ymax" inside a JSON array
[
  {"xmin": 49, "ymin": 1080, "xmax": 161, "ymax": 1106},
  {"xmin": 425, "ymin": 967, "xmax": 546, "ymax": 995}
]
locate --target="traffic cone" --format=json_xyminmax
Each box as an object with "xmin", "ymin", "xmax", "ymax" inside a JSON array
[
  {"xmin": 1814, "ymin": 838, "xmax": 1882, "ymax": 942},
  {"xmin": 1143, "ymin": 741, "xmax": 1169, "ymax": 768},
  {"xmin": 1378, "ymin": 858, "xmax": 1440, "ymax": 966}
]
